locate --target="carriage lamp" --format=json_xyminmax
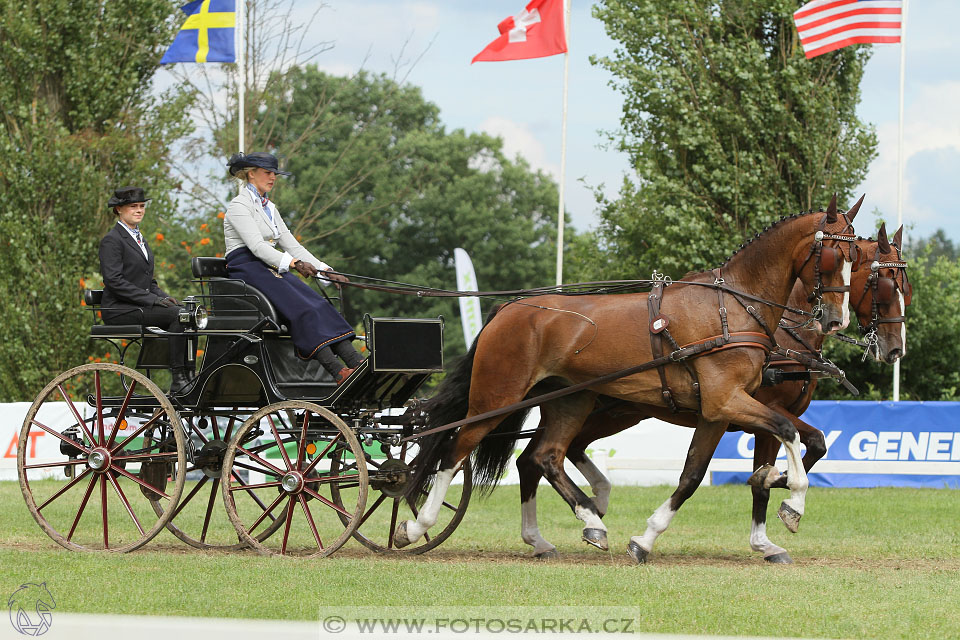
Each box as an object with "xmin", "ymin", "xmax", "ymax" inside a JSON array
[{"xmin": 178, "ymin": 296, "xmax": 209, "ymax": 330}]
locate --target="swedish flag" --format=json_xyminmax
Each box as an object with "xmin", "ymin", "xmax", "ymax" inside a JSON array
[{"xmin": 160, "ymin": 0, "xmax": 236, "ymax": 64}]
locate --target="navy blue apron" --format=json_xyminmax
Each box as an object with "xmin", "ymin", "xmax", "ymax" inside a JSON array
[{"xmin": 225, "ymin": 247, "xmax": 354, "ymax": 358}]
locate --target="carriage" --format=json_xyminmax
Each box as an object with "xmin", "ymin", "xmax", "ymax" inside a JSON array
[{"xmin": 17, "ymin": 257, "xmax": 472, "ymax": 557}]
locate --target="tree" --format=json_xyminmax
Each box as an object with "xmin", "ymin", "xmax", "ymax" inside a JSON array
[
  {"xmin": 588, "ymin": 0, "xmax": 877, "ymax": 279},
  {"xmin": 0, "ymin": 0, "xmax": 194, "ymax": 400}
]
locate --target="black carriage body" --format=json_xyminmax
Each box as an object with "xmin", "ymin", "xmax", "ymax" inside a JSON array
[{"xmin": 84, "ymin": 256, "xmax": 444, "ymax": 415}]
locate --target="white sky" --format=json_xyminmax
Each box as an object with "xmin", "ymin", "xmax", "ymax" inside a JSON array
[{"xmin": 163, "ymin": 1, "xmax": 959, "ymax": 243}]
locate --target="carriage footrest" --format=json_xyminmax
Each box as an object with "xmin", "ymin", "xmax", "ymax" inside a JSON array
[{"xmin": 90, "ymin": 325, "xmax": 156, "ymax": 338}]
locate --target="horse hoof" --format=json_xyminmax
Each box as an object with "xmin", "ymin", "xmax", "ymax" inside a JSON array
[
  {"xmin": 777, "ymin": 502, "xmax": 802, "ymax": 533},
  {"xmin": 393, "ymin": 520, "xmax": 413, "ymax": 548},
  {"xmin": 764, "ymin": 552, "xmax": 793, "ymax": 564},
  {"xmin": 534, "ymin": 548, "xmax": 559, "ymax": 560},
  {"xmin": 747, "ymin": 464, "xmax": 781, "ymax": 489},
  {"xmin": 582, "ymin": 528, "xmax": 608, "ymax": 551},
  {"xmin": 626, "ymin": 541, "xmax": 648, "ymax": 565}
]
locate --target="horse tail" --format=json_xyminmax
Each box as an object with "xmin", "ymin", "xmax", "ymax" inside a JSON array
[
  {"xmin": 405, "ymin": 303, "xmax": 506, "ymax": 501},
  {"xmin": 471, "ymin": 407, "xmax": 531, "ymax": 496}
]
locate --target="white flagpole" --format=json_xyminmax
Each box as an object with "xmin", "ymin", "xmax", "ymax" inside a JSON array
[
  {"xmin": 237, "ymin": 0, "xmax": 245, "ymax": 154},
  {"xmin": 893, "ymin": 0, "xmax": 908, "ymax": 401},
  {"xmin": 555, "ymin": 0, "xmax": 570, "ymax": 287}
]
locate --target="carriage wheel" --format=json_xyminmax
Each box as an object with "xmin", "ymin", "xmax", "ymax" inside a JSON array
[
  {"xmin": 147, "ymin": 415, "xmax": 284, "ymax": 550},
  {"xmin": 17, "ymin": 363, "xmax": 186, "ymax": 552},
  {"xmin": 329, "ymin": 439, "xmax": 472, "ymax": 554},
  {"xmin": 221, "ymin": 401, "xmax": 367, "ymax": 557}
]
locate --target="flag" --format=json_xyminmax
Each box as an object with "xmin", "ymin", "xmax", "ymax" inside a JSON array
[
  {"xmin": 160, "ymin": 0, "xmax": 236, "ymax": 64},
  {"xmin": 793, "ymin": 0, "xmax": 902, "ymax": 59},
  {"xmin": 453, "ymin": 248, "xmax": 483, "ymax": 349},
  {"xmin": 472, "ymin": 0, "xmax": 567, "ymax": 64}
]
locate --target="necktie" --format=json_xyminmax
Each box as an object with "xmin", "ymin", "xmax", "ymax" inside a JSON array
[
  {"xmin": 133, "ymin": 228, "xmax": 143, "ymax": 247},
  {"xmin": 248, "ymin": 184, "xmax": 272, "ymax": 221}
]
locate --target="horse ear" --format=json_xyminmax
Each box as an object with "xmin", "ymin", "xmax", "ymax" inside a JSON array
[
  {"xmin": 826, "ymin": 194, "xmax": 838, "ymax": 222},
  {"xmin": 846, "ymin": 194, "xmax": 865, "ymax": 222},
  {"xmin": 877, "ymin": 222, "xmax": 892, "ymax": 254},
  {"xmin": 893, "ymin": 224, "xmax": 904, "ymax": 248}
]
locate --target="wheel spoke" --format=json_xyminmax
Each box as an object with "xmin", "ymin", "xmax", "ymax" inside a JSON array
[
  {"xmin": 107, "ymin": 472, "xmax": 144, "ymax": 536},
  {"xmin": 200, "ymin": 478, "xmax": 219, "ymax": 543},
  {"xmin": 230, "ymin": 460, "xmax": 282, "ymax": 478},
  {"xmin": 95, "ymin": 371, "xmax": 105, "ymax": 445},
  {"xmin": 111, "ymin": 409, "xmax": 163, "ymax": 454},
  {"xmin": 171, "ymin": 476, "xmax": 210, "ymax": 519},
  {"xmin": 297, "ymin": 411, "xmax": 309, "ymax": 471},
  {"xmin": 67, "ymin": 474, "xmax": 99, "ymax": 542},
  {"xmin": 211, "ymin": 417, "xmax": 221, "ymax": 441},
  {"xmin": 357, "ymin": 493, "xmax": 388, "ymax": 528},
  {"xmin": 100, "ymin": 475, "xmax": 109, "ymax": 549},
  {"xmin": 57, "ymin": 384, "xmax": 97, "ymax": 447},
  {"xmin": 302, "ymin": 485, "xmax": 353, "ymax": 519},
  {"xmin": 24, "ymin": 459, "xmax": 87, "ymax": 471},
  {"xmin": 110, "ymin": 464, "xmax": 171, "ymax": 501},
  {"xmin": 302, "ymin": 472, "xmax": 360, "ymax": 486},
  {"xmin": 30, "ymin": 419, "xmax": 91, "ymax": 456},
  {"xmin": 112, "ymin": 451, "xmax": 180, "ymax": 462},
  {"xmin": 235, "ymin": 444, "xmax": 286, "ymax": 476},
  {"xmin": 223, "ymin": 417, "xmax": 236, "ymax": 442},
  {"xmin": 37, "ymin": 468, "xmax": 92, "ymax": 512},
  {"xmin": 247, "ymin": 491, "xmax": 286, "ymax": 534},
  {"xmin": 280, "ymin": 497, "xmax": 296, "ymax": 555},
  {"xmin": 189, "ymin": 420, "xmax": 210, "ymax": 445},
  {"xmin": 266, "ymin": 414, "xmax": 293, "ymax": 469},
  {"xmin": 298, "ymin": 494, "xmax": 324, "ymax": 550},
  {"xmin": 387, "ymin": 498, "xmax": 401, "ymax": 549},
  {"xmin": 230, "ymin": 471, "xmax": 278, "ymax": 522},
  {"xmin": 229, "ymin": 480, "xmax": 281, "ymax": 491},
  {"xmin": 302, "ymin": 434, "xmax": 342, "ymax": 476},
  {"xmin": 106, "ymin": 380, "xmax": 138, "ymax": 449}
]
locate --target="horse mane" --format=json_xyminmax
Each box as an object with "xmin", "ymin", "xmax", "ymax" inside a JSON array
[{"xmin": 678, "ymin": 209, "xmax": 824, "ymax": 281}]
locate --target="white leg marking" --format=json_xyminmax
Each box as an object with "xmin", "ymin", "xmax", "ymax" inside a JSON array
[
  {"xmin": 630, "ymin": 498, "xmax": 676, "ymax": 553},
  {"xmin": 899, "ymin": 290, "xmax": 907, "ymax": 356},
  {"xmin": 403, "ymin": 462, "xmax": 461, "ymax": 543},
  {"xmin": 840, "ymin": 261, "xmax": 852, "ymax": 329},
  {"xmin": 575, "ymin": 458, "xmax": 612, "ymax": 515},
  {"xmin": 521, "ymin": 497, "xmax": 556, "ymax": 555},
  {"xmin": 574, "ymin": 504, "xmax": 606, "ymax": 532},
  {"xmin": 749, "ymin": 520, "xmax": 787, "ymax": 558},
  {"xmin": 780, "ymin": 433, "xmax": 808, "ymax": 516}
]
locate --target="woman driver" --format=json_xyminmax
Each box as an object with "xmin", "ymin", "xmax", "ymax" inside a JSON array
[{"xmin": 223, "ymin": 152, "xmax": 364, "ymax": 383}]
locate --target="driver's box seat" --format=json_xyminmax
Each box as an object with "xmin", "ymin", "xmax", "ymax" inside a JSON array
[{"xmin": 191, "ymin": 256, "xmax": 286, "ymax": 333}]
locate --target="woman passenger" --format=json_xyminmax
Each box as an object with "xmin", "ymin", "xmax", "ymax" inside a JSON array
[{"xmin": 223, "ymin": 152, "xmax": 364, "ymax": 383}]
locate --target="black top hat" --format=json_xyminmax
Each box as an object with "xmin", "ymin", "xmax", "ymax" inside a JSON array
[
  {"xmin": 107, "ymin": 186, "xmax": 152, "ymax": 209},
  {"xmin": 226, "ymin": 152, "xmax": 292, "ymax": 177}
]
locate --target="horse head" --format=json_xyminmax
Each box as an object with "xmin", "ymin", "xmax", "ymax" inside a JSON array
[
  {"xmin": 792, "ymin": 195, "xmax": 861, "ymax": 334},
  {"xmin": 851, "ymin": 223, "xmax": 910, "ymax": 363}
]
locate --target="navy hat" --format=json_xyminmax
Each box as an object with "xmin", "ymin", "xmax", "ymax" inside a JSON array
[
  {"xmin": 107, "ymin": 186, "xmax": 151, "ymax": 209},
  {"xmin": 227, "ymin": 152, "xmax": 292, "ymax": 177}
]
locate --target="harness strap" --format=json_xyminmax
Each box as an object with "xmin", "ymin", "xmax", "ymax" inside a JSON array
[{"xmin": 647, "ymin": 281, "xmax": 679, "ymax": 412}]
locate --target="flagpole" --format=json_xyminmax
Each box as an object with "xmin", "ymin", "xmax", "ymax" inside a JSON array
[
  {"xmin": 237, "ymin": 0, "xmax": 245, "ymax": 154},
  {"xmin": 893, "ymin": 0, "xmax": 908, "ymax": 401},
  {"xmin": 555, "ymin": 0, "xmax": 570, "ymax": 287}
]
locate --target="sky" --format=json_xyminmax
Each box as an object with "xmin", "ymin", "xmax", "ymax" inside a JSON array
[{"xmin": 164, "ymin": 0, "xmax": 959, "ymax": 243}]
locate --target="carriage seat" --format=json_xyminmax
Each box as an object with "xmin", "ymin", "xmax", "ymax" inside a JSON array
[
  {"xmin": 191, "ymin": 256, "xmax": 286, "ymax": 332},
  {"xmin": 84, "ymin": 289, "xmax": 156, "ymax": 337}
]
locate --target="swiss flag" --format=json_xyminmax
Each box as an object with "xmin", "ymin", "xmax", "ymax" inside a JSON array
[{"xmin": 471, "ymin": 0, "xmax": 567, "ymax": 63}]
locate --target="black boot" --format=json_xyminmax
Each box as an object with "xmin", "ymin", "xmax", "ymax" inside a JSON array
[
  {"xmin": 170, "ymin": 367, "xmax": 191, "ymax": 394},
  {"xmin": 331, "ymin": 339, "xmax": 365, "ymax": 368}
]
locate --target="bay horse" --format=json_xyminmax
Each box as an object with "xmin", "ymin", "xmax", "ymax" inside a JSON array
[
  {"xmin": 395, "ymin": 206, "xmax": 857, "ymax": 563},
  {"xmin": 509, "ymin": 222, "xmax": 909, "ymax": 563}
]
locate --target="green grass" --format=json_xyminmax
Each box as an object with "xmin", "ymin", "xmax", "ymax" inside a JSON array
[{"xmin": 2, "ymin": 481, "xmax": 959, "ymax": 639}]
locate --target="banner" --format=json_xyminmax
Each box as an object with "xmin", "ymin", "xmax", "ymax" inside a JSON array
[
  {"xmin": 453, "ymin": 248, "xmax": 483, "ymax": 349},
  {"xmin": 713, "ymin": 401, "xmax": 960, "ymax": 488}
]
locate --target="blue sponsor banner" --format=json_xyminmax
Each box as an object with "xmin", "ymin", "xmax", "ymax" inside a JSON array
[{"xmin": 713, "ymin": 401, "xmax": 960, "ymax": 488}]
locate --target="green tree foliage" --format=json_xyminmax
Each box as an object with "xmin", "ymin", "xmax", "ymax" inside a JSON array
[
  {"xmin": 589, "ymin": 0, "xmax": 877, "ymax": 279},
  {"xmin": 0, "ymin": 0, "xmax": 194, "ymax": 400},
  {"xmin": 822, "ymin": 246, "xmax": 960, "ymax": 401}
]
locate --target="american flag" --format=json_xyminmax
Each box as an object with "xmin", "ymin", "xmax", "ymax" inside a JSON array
[{"xmin": 793, "ymin": 0, "xmax": 902, "ymax": 59}]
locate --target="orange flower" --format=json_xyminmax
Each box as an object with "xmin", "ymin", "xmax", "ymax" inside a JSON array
[
  {"xmin": 79, "ymin": 277, "xmax": 86, "ymax": 288},
  {"xmin": 215, "ymin": 252, "xmax": 223, "ymax": 258},
  {"xmin": 168, "ymin": 264, "xmax": 175, "ymax": 270},
  {"xmin": 199, "ymin": 237, "xmax": 211, "ymax": 246},
  {"xmin": 80, "ymin": 300, "xmax": 86, "ymax": 306},
  {"xmin": 181, "ymin": 241, "xmax": 188, "ymax": 246},
  {"xmin": 295, "ymin": 234, "xmax": 302, "ymax": 242},
  {"xmin": 200, "ymin": 223, "xmax": 208, "ymax": 231},
  {"xmin": 217, "ymin": 212, "xmax": 225, "ymax": 219},
  {"xmin": 155, "ymin": 233, "xmax": 164, "ymax": 242},
  {"xmin": 196, "ymin": 349, "xmax": 205, "ymax": 357}
]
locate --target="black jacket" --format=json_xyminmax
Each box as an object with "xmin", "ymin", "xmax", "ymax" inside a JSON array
[{"xmin": 99, "ymin": 223, "xmax": 168, "ymax": 317}]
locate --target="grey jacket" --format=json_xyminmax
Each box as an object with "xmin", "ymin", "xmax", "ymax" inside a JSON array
[{"xmin": 223, "ymin": 187, "xmax": 331, "ymax": 275}]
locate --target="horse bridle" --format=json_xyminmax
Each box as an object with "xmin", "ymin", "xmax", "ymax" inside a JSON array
[
  {"xmin": 852, "ymin": 242, "xmax": 910, "ymax": 356},
  {"xmin": 788, "ymin": 213, "xmax": 858, "ymax": 328}
]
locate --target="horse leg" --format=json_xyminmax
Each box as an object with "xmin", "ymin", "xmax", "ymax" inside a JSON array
[
  {"xmin": 747, "ymin": 431, "xmax": 792, "ymax": 563},
  {"xmin": 627, "ymin": 418, "xmax": 728, "ymax": 564},
  {"xmin": 765, "ymin": 414, "xmax": 827, "ymax": 490},
  {"xmin": 517, "ymin": 430, "xmax": 559, "ymax": 558},
  {"xmin": 568, "ymin": 447, "xmax": 612, "ymax": 517},
  {"xmin": 527, "ymin": 393, "xmax": 610, "ymax": 550}
]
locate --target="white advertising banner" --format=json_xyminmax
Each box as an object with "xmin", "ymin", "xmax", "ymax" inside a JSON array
[
  {"xmin": 453, "ymin": 248, "xmax": 483, "ymax": 349},
  {"xmin": 0, "ymin": 402, "xmax": 90, "ymax": 481}
]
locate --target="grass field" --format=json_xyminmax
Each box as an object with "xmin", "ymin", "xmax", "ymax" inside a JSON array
[{"xmin": 2, "ymin": 480, "xmax": 959, "ymax": 638}]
